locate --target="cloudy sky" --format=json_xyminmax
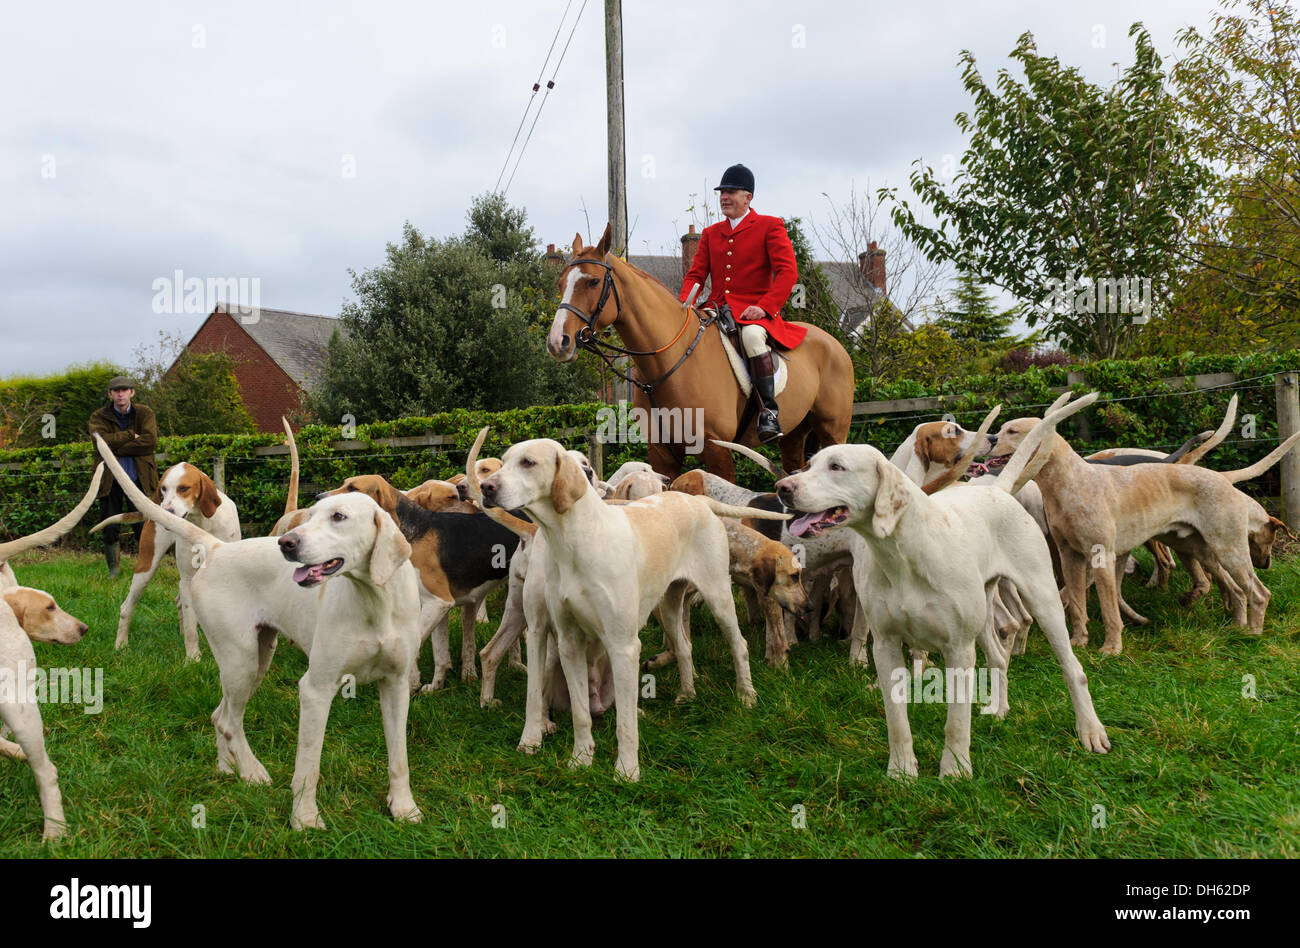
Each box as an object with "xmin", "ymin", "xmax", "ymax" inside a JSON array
[{"xmin": 0, "ymin": 0, "xmax": 1218, "ymax": 378}]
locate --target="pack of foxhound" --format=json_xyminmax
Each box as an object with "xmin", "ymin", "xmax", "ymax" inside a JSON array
[{"xmin": 1, "ymin": 391, "xmax": 1296, "ymax": 839}]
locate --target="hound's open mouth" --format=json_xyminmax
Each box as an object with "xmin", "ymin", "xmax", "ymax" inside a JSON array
[
  {"xmin": 789, "ymin": 507, "xmax": 849, "ymax": 537},
  {"xmin": 985, "ymin": 454, "xmax": 1010, "ymax": 471},
  {"xmin": 292, "ymin": 558, "xmax": 343, "ymax": 586},
  {"xmin": 966, "ymin": 461, "xmax": 991, "ymax": 477}
]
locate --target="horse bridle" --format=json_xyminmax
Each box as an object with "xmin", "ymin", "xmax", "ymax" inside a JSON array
[{"xmin": 557, "ymin": 256, "xmax": 717, "ymax": 407}]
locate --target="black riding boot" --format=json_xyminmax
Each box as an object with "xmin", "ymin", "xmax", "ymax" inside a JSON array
[
  {"xmin": 105, "ymin": 541, "xmax": 120, "ymax": 580},
  {"xmin": 750, "ymin": 351, "xmax": 783, "ymax": 443}
]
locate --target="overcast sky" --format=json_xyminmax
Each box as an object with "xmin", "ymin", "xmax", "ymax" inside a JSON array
[{"xmin": 0, "ymin": 0, "xmax": 1219, "ymax": 378}]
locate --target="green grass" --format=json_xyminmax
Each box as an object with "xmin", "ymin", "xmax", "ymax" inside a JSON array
[{"xmin": 2, "ymin": 545, "xmax": 1298, "ymax": 857}]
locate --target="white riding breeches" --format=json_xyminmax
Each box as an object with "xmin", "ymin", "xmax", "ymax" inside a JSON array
[{"xmin": 740, "ymin": 323, "xmax": 771, "ymax": 357}]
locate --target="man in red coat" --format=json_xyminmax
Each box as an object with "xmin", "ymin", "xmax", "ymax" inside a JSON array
[{"xmin": 679, "ymin": 163, "xmax": 804, "ymax": 443}]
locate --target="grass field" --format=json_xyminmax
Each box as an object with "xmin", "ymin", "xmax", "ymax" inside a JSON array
[{"xmin": 1, "ymin": 543, "xmax": 1297, "ymax": 858}]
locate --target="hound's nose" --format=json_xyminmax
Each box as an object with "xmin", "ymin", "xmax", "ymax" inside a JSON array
[
  {"xmin": 456, "ymin": 482, "xmax": 470, "ymax": 501},
  {"xmin": 775, "ymin": 479, "xmax": 795, "ymax": 506},
  {"xmin": 986, "ymin": 435, "xmax": 998, "ymax": 447},
  {"xmin": 278, "ymin": 534, "xmax": 300, "ymax": 558},
  {"xmin": 76, "ymin": 623, "xmax": 87, "ymax": 638}
]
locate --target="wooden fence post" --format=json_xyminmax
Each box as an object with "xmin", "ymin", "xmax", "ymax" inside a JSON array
[
  {"xmin": 1276, "ymin": 371, "xmax": 1300, "ymax": 529},
  {"xmin": 587, "ymin": 430, "xmax": 604, "ymax": 481},
  {"xmin": 212, "ymin": 456, "xmax": 226, "ymax": 494}
]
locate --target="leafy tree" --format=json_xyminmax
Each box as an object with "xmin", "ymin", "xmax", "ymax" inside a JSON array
[
  {"xmin": 130, "ymin": 332, "xmax": 258, "ymax": 436},
  {"xmin": 1173, "ymin": 0, "xmax": 1300, "ymax": 330},
  {"xmin": 308, "ymin": 196, "xmax": 597, "ymax": 423},
  {"xmin": 934, "ymin": 268, "xmax": 1020, "ymax": 346},
  {"xmin": 783, "ymin": 217, "xmax": 847, "ymax": 345},
  {"xmin": 884, "ymin": 25, "xmax": 1212, "ymax": 360}
]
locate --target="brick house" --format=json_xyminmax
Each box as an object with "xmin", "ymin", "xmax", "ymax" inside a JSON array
[{"xmin": 175, "ymin": 303, "xmax": 342, "ymax": 431}]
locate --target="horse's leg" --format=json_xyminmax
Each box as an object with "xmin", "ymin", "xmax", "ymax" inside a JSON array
[
  {"xmin": 646, "ymin": 441, "xmax": 683, "ymax": 481},
  {"xmin": 699, "ymin": 438, "xmax": 736, "ymax": 482},
  {"xmin": 779, "ymin": 415, "xmax": 812, "ymax": 474}
]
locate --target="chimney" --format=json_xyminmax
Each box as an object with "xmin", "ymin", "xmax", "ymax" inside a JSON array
[
  {"xmin": 680, "ymin": 224, "xmax": 701, "ymax": 282},
  {"xmin": 545, "ymin": 243, "xmax": 565, "ymax": 270},
  {"xmin": 858, "ymin": 241, "xmax": 886, "ymax": 296}
]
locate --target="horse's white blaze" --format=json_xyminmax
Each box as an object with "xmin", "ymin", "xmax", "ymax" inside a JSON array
[{"xmin": 548, "ymin": 269, "xmax": 584, "ymax": 356}]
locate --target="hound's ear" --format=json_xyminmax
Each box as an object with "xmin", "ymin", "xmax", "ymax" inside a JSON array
[
  {"xmin": 572, "ymin": 232, "xmax": 585, "ymax": 254},
  {"xmin": 872, "ymin": 458, "xmax": 912, "ymax": 539},
  {"xmin": 0, "ymin": 588, "xmax": 26, "ymax": 627},
  {"xmin": 596, "ymin": 222, "xmax": 612, "ymax": 256},
  {"xmin": 913, "ymin": 434, "xmax": 932, "ymax": 470},
  {"xmin": 369, "ymin": 510, "xmax": 412, "ymax": 587},
  {"xmin": 550, "ymin": 449, "xmax": 589, "ymax": 514},
  {"xmin": 372, "ymin": 479, "xmax": 401, "ymax": 514},
  {"xmin": 196, "ymin": 469, "xmax": 222, "ymax": 519},
  {"xmin": 752, "ymin": 557, "xmax": 776, "ymax": 597}
]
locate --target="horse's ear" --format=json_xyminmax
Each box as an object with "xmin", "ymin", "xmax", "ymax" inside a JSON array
[
  {"xmin": 573, "ymin": 231, "xmax": 585, "ymax": 254},
  {"xmin": 596, "ymin": 222, "xmax": 612, "ymax": 256}
]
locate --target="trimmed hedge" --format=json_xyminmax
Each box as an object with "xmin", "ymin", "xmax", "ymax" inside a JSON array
[{"xmin": 2, "ymin": 351, "xmax": 1297, "ymax": 545}]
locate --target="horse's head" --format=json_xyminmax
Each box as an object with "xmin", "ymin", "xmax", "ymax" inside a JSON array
[{"xmin": 547, "ymin": 223, "xmax": 616, "ymax": 362}]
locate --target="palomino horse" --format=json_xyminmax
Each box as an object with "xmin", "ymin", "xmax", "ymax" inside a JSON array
[{"xmin": 547, "ymin": 224, "xmax": 855, "ymax": 482}]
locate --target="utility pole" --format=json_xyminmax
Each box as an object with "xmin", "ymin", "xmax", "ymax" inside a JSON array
[{"xmin": 605, "ymin": 0, "xmax": 627, "ymax": 257}]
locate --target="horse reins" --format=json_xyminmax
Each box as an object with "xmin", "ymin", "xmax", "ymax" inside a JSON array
[{"xmin": 558, "ymin": 256, "xmax": 718, "ymax": 407}]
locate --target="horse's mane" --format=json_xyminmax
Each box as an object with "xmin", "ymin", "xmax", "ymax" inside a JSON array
[{"xmin": 608, "ymin": 254, "xmax": 691, "ymax": 307}]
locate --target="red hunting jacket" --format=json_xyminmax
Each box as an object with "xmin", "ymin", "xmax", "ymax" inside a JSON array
[{"xmin": 678, "ymin": 210, "xmax": 807, "ymax": 349}]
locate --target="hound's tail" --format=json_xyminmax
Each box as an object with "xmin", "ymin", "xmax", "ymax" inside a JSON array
[
  {"xmin": 997, "ymin": 391, "xmax": 1100, "ymax": 494},
  {"xmin": 88, "ymin": 511, "xmax": 144, "ymax": 534},
  {"xmin": 92, "ymin": 435, "xmax": 223, "ymax": 557},
  {"xmin": 0, "ymin": 464, "xmax": 105, "ymax": 563},
  {"xmin": 282, "ymin": 417, "xmax": 299, "ymax": 516},
  {"xmin": 464, "ymin": 427, "xmax": 537, "ymax": 539},
  {"xmin": 698, "ymin": 497, "xmax": 791, "ymax": 521},
  {"xmin": 1222, "ymin": 431, "xmax": 1300, "ymax": 485},
  {"xmin": 1179, "ymin": 394, "xmax": 1237, "ymax": 466}
]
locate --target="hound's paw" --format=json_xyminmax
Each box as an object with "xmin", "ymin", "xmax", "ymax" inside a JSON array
[
  {"xmin": 241, "ymin": 763, "xmax": 272, "ymax": 786},
  {"xmin": 674, "ymin": 690, "xmax": 695, "ymax": 705},
  {"xmin": 765, "ymin": 653, "xmax": 789, "ymax": 670},
  {"xmin": 1098, "ymin": 642, "xmax": 1123, "ymax": 656},
  {"xmin": 568, "ymin": 744, "xmax": 595, "ymax": 769},
  {"xmin": 388, "ymin": 797, "xmax": 422, "ymax": 824},
  {"xmin": 479, "ymin": 697, "xmax": 503, "ymax": 710},
  {"xmin": 461, "ymin": 667, "xmax": 479, "ymax": 683},
  {"xmin": 738, "ymin": 688, "xmax": 758, "ymax": 709},
  {"xmin": 419, "ymin": 681, "xmax": 446, "ymax": 695},
  {"xmin": 542, "ymin": 718, "xmax": 558, "ymax": 735},
  {"xmin": 614, "ymin": 762, "xmax": 641, "ymax": 783},
  {"xmin": 42, "ymin": 821, "xmax": 68, "ymax": 842},
  {"xmin": 1069, "ymin": 635, "xmax": 1089, "ymax": 648},
  {"xmin": 1078, "ymin": 720, "xmax": 1111, "ymax": 753},
  {"xmin": 939, "ymin": 749, "xmax": 973, "ymax": 779},
  {"xmin": 517, "ymin": 739, "xmax": 542, "ymax": 755},
  {"xmin": 291, "ymin": 811, "xmax": 326, "ymax": 831},
  {"xmin": 886, "ymin": 756, "xmax": 919, "ymax": 780},
  {"xmin": 114, "ymin": 636, "xmax": 129, "ymax": 651}
]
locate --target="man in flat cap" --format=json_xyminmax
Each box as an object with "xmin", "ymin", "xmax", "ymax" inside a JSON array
[
  {"xmin": 88, "ymin": 376, "xmax": 158, "ymax": 578},
  {"xmin": 679, "ymin": 163, "xmax": 804, "ymax": 443}
]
